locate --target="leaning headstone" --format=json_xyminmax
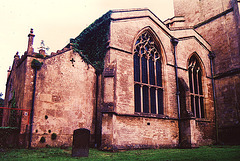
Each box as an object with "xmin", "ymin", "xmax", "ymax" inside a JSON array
[{"xmin": 72, "ymin": 128, "xmax": 90, "ymax": 157}]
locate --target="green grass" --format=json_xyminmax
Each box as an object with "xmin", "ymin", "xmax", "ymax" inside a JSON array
[{"xmin": 0, "ymin": 146, "xmax": 240, "ymax": 161}]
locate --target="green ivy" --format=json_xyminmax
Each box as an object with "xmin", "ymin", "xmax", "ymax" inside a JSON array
[
  {"xmin": 9, "ymin": 90, "xmax": 18, "ymax": 127},
  {"xmin": 10, "ymin": 91, "xmax": 16, "ymax": 109},
  {"xmin": 35, "ymin": 53, "xmax": 44, "ymax": 58},
  {"xmin": 31, "ymin": 59, "xmax": 43, "ymax": 70},
  {"xmin": 72, "ymin": 11, "xmax": 112, "ymax": 73}
]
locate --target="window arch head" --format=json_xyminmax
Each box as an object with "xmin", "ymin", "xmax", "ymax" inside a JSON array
[{"xmin": 134, "ymin": 31, "xmax": 163, "ymax": 114}]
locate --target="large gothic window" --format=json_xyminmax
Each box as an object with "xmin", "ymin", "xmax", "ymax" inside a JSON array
[
  {"xmin": 188, "ymin": 55, "xmax": 204, "ymax": 118},
  {"xmin": 134, "ymin": 32, "xmax": 163, "ymax": 114}
]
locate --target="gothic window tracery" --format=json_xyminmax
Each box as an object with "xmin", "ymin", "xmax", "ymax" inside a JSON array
[
  {"xmin": 188, "ymin": 55, "xmax": 204, "ymax": 118},
  {"xmin": 134, "ymin": 32, "xmax": 163, "ymax": 114}
]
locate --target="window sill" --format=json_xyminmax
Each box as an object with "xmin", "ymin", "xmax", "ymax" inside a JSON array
[
  {"xmin": 134, "ymin": 112, "xmax": 169, "ymax": 119},
  {"xmin": 195, "ymin": 118, "xmax": 211, "ymax": 122},
  {"xmin": 180, "ymin": 117, "xmax": 211, "ymax": 122},
  {"xmin": 102, "ymin": 111, "xmax": 177, "ymax": 120}
]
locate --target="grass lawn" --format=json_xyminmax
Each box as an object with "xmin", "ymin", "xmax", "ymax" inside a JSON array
[{"xmin": 0, "ymin": 145, "xmax": 240, "ymax": 161}]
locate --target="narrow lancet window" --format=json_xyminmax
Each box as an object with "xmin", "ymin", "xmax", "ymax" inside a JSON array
[{"xmin": 188, "ymin": 55, "xmax": 204, "ymax": 118}]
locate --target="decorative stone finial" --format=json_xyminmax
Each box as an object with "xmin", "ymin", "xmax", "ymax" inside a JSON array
[
  {"xmin": 8, "ymin": 66, "xmax": 11, "ymax": 71},
  {"xmin": 30, "ymin": 28, "xmax": 33, "ymax": 34},
  {"xmin": 14, "ymin": 51, "xmax": 20, "ymax": 59}
]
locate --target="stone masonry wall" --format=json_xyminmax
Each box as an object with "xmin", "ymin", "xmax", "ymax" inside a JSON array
[
  {"xmin": 108, "ymin": 11, "xmax": 177, "ymax": 117},
  {"xmin": 101, "ymin": 9, "xmax": 215, "ymax": 149},
  {"xmin": 173, "ymin": 0, "xmax": 240, "ymax": 144},
  {"xmin": 174, "ymin": 0, "xmax": 232, "ymax": 27},
  {"xmin": 194, "ymin": 11, "xmax": 240, "ymax": 129},
  {"xmin": 3, "ymin": 56, "xmax": 30, "ymax": 130},
  {"xmin": 31, "ymin": 50, "xmax": 96, "ymax": 147},
  {"xmin": 101, "ymin": 114, "xmax": 179, "ymax": 150}
]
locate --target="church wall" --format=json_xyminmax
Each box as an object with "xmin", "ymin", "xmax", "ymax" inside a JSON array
[
  {"xmin": 3, "ymin": 57, "xmax": 30, "ymax": 129},
  {"xmin": 101, "ymin": 114, "xmax": 179, "ymax": 150},
  {"xmin": 2, "ymin": 8, "xmax": 217, "ymax": 149},
  {"xmin": 30, "ymin": 50, "xmax": 96, "ymax": 147},
  {"xmin": 176, "ymin": 39, "xmax": 215, "ymax": 146},
  {"xmin": 174, "ymin": 0, "xmax": 232, "ymax": 27},
  {"xmin": 164, "ymin": 65, "xmax": 178, "ymax": 118},
  {"xmin": 215, "ymin": 74, "xmax": 240, "ymax": 128},
  {"xmin": 195, "ymin": 13, "xmax": 240, "ymax": 75},
  {"xmin": 101, "ymin": 9, "xmax": 215, "ymax": 149},
  {"xmin": 194, "ymin": 13, "xmax": 240, "ymax": 133},
  {"xmin": 174, "ymin": 0, "xmax": 240, "ymax": 144},
  {"xmin": 108, "ymin": 15, "xmax": 177, "ymax": 116},
  {"xmin": 3, "ymin": 54, "xmax": 46, "ymax": 147}
]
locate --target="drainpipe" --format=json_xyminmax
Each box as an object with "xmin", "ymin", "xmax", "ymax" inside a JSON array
[
  {"xmin": 171, "ymin": 37, "xmax": 181, "ymax": 147},
  {"xmin": 28, "ymin": 67, "xmax": 37, "ymax": 149},
  {"xmin": 28, "ymin": 59, "xmax": 42, "ymax": 148},
  {"xmin": 94, "ymin": 72, "xmax": 100, "ymax": 148},
  {"xmin": 208, "ymin": 51, "xmax": 218, "ymax": 144}
]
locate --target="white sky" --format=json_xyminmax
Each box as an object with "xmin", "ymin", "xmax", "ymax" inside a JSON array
[{"xmin": 0, "ymin": 0, "xmax": 174, "ymax": 98}]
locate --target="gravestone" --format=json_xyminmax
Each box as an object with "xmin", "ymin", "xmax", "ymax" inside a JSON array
[{"xmin": 72, "ymin": 128, "xmax": 90, "ymax": 157}]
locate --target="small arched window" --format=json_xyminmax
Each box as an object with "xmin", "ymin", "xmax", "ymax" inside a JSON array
[
  {"xmin": 188, "ymin": 55, "xmax": 204, "ymax": 118},
  {"xmin": 134, "ymin": 32, "xmax": 163, "ymax": 114}
]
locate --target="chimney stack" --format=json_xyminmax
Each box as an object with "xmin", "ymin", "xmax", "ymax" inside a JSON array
[{"xmin": 27, "ymin": 28, "xmax": 35, "ymax": 55}]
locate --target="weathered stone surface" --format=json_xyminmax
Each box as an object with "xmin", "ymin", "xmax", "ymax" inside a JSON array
[{"xmin": 173, "ymin": 0, "xmax": 240, "ymax": 144}]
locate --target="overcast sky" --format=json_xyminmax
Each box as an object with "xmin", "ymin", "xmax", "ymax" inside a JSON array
[{"xmin": 0, "ymin": 0, "xmax": 174, "ymax": 98}]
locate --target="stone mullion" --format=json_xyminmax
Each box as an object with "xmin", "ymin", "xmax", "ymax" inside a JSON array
[
  {"xmin": 196, "ymin": 68, "xmax": 202, "ymax": 118},
  {"xmin": 140, "ymin": 85, "xmax": 143, "ymax": 113},
  {"xmin": 139, "ymin": 50, "xmax": 143, "ymax": 113},
  {"xmin": 191, "ymin": 66, "xmax": 196, "ymax": 117},
  {"xmin": 147, "ymin": 55, "xmax": 150, "ymax": 113},
  {"xmin": 154, "ymin": 59, "xmax": 159, "ymax": 114}
]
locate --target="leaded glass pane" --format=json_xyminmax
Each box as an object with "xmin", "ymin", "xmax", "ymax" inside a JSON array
[
  {"xmin": 156, "ymin": 59, "xmax": 162, "ymax": 86},
  {"xmin": 198, "ymin": 71, "xmax": 203, "ymax": 95},
  {"xmin": 134, "ymin": 84, "xmax": 141, "ymax": 112},
  {"xmin": 158, "ymin": 89, "xmax": 164, "ymax": 114},
  {"xmin": 134, "ymin": 53, "xmax": 140, "ymax": 82},
  {"xmin": 142, "ymin": 56, "xmax": 148, "ymax": 84},
  {"xmin": 189, "ymin": 69, "xmax": 193, "ymax": 93},
  {"xmin": 150, "ymin": 88, "xmax": 156, "ymax": 114},
  {"xmin": 193, "ymin": 68, "xmax": 198, "ymax": 94},
  {"xmin": 191, "ymin": 95, "xmax": 195, "ymax": 115},
  {"xmin": 149, "ymin": 58, "xmax": 155, "ymax": 85},
  {"xmin": 200, "ymin": 97, "xmax": 204, "ymax": 118},
  {"xmin": 143, "ymin": 86, "xmax": 149, "ymax": 113}
]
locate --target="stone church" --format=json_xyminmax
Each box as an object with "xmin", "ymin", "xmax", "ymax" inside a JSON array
[{"xmin": 2, "ymin": 0, "xmax": 239, "ymax": 149}]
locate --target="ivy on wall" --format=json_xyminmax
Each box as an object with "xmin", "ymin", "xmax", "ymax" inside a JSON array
[
  {"xmin": 31, "ymin": 59, "xmax": 43, "ymax": 70},
  {"xmin": 72, "ymin": 11, "xmax": 112, "ymax": 73},
  {"xmin": 9, "ymin": 90, "xmax": 19, "ymax": 127}
]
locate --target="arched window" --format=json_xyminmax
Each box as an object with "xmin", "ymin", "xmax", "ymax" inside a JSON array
[
  {"xmin": 134, "ymin": 32, "xmax": 163, "ymax": 114},
  {"xmin": 188, "ymin": 55, "xmax": 204, "ymax": 118}
]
